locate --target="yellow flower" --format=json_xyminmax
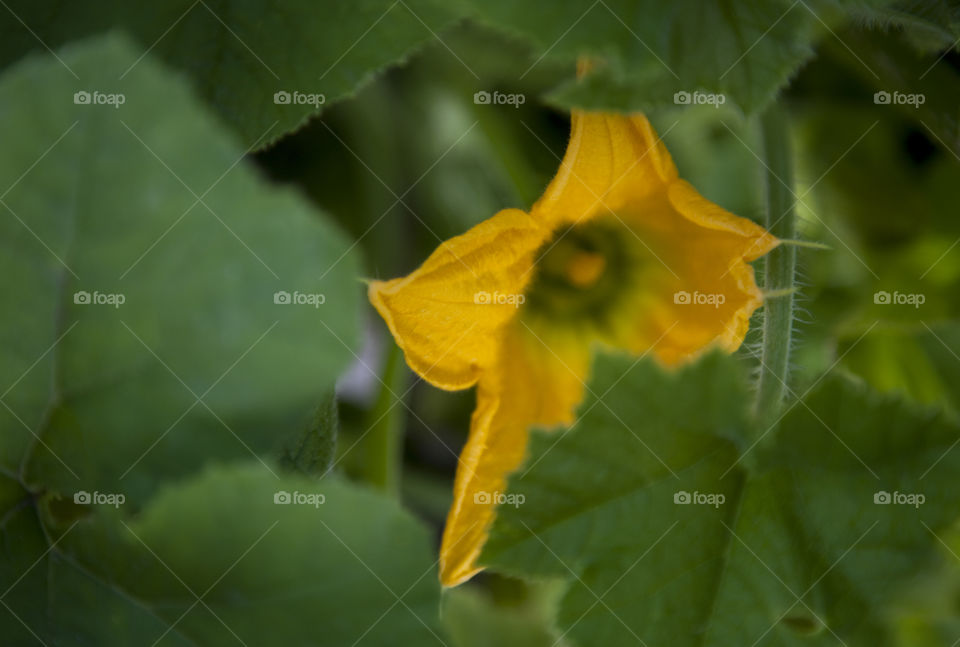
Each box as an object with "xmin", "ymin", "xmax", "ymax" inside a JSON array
[{"xmin": 368, "ymin": 110, "xmax": 779, "ymax": 587}]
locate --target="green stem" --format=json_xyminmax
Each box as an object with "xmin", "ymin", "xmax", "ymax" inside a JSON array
[
  {"xmin": 755, "ymin": 105, "xmax": 798, "ymax": 423},
  {"xmin": 364, "ymin": 343, "xmax": 406, "ymax": 495}
]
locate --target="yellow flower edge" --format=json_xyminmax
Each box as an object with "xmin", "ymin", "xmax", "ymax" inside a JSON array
[{"xmin": 368, "ymin": 110, "xmax": 780, "ymax": 587}]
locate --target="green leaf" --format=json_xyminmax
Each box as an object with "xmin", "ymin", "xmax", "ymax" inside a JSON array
[
  {"xmin": 460, "ymin": 0, "xmax": 894, "ymax": 114},
  {"xmin": 0, "ymin": 35, "xmax": 360, "ymax": 504},
  {"xmin": 482, "ymin": 352, "xmax": 960, "ymax": 646},
  {"xmin": 1, "ymin": 463, "xmax": 443, "ymax": 645},
  {"xmin": 0, "ymin": 0, "xmax": 463, "ymax": 147}
]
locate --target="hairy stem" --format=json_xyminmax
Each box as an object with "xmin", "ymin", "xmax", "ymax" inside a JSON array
[{"xmin": 755, "ymin": 105, "xmax": 798, "ymax": 423}]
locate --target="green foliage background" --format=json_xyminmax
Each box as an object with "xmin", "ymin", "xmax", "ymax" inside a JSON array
[{"xmin": 0, "ymin": 1, "xmax": 959, "ymax": 645}]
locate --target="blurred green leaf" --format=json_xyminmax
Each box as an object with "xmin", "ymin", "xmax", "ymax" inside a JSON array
[
  {"xmin": 1, "ymin": 464, "xmax": 443, "ymax": 645},
  {"xmin": 0, "ymin": 35, "xmax": 360, "ymax": 505},
  {"xmin": 482, "ymin": 352, "xmax": 960, "ymax": 646},
  {"xmin": 458, "ymin": 0, "xmax": 894, "ymax": 114},
  {"xmin": 0, "ymin": 0, "xmax": 463, "ymax": 146}
]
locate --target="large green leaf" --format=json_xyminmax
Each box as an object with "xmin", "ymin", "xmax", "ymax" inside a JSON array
[
  {"xmin": 0, "ymin": 0, "xmax": 463, "ymax": 146},
  {"xmin": 1, "ymin": 464, "xmax": 443, "ymax": 645},
  {"xmin": 0, "ymin": 35, "xmax": 360, "ymax": 505},
  {"xmin": 482, "ymin": 352, "xmax": 960, "ymax": 646},
  {"xmin": 459, "ymin": 0, "xmax": 893, "ymax": 114}
]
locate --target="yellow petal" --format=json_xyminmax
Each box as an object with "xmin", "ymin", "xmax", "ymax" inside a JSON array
[
  {"xmin": 532, "ymin": 111, "xmax": 678, "ymax": 225},
  {"xmin": 368, "ymin": 208, "xmax": 547, "ymax": 390},
  {"xmin": 439, "ymin": 321, "xmax": 589, "ymax": 586},
  {"xmin": 668, "ymin": 179, "xmax": 779, "ymax": 262},
  {"xmin": 600, "ymin": 179, "xmax": 779, "ymax": 364},
  {"xmin": 659, "ymin": 180, "xmax": 778, "ymax": 362}
]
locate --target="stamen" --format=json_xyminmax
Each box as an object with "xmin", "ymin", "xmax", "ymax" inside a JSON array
[{"xmin": 566, "ymin": 250, "xmax": 606, "ymax": 287}]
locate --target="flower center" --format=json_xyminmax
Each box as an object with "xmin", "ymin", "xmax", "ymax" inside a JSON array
[
  {"xmin": 565, "ymin": 250, "xmax": 606, "ymax": 287},
  {"xmin": 521, "ymin": 218, "xmax": 644, "ymax": 329}
]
